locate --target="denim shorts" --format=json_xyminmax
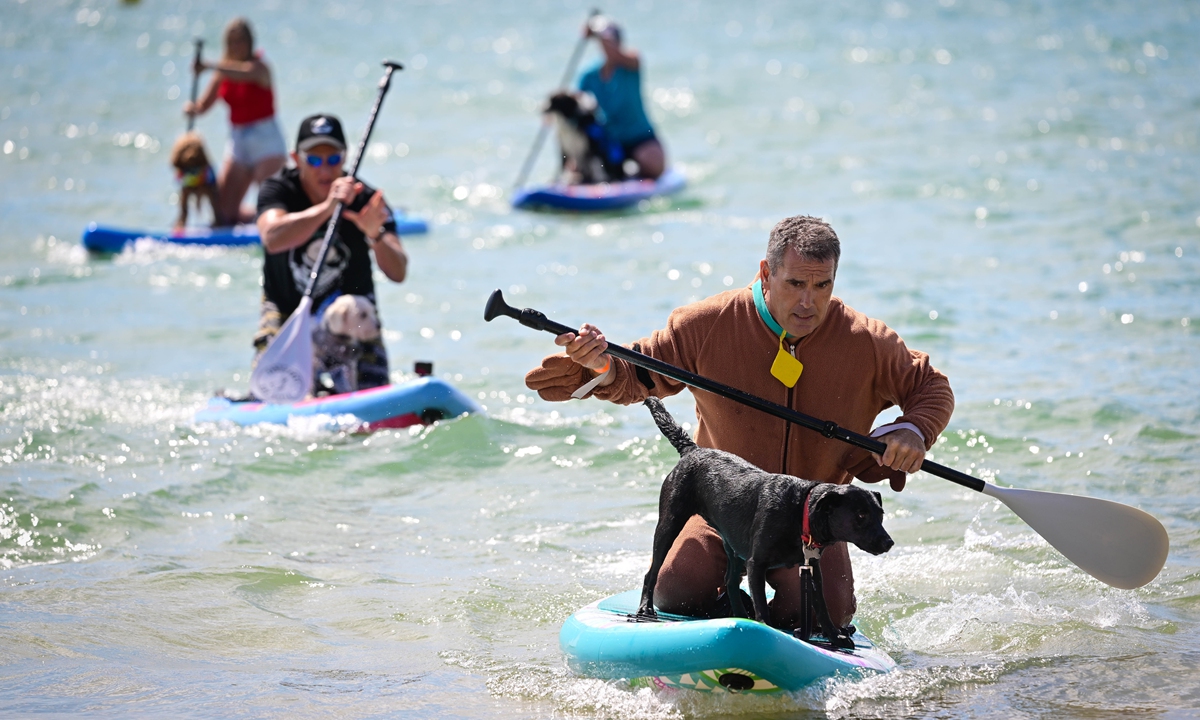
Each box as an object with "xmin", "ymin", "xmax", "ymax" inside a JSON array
[{"xmin": 227, "ymin": 116, "xmax": 287, "ymax": 167}]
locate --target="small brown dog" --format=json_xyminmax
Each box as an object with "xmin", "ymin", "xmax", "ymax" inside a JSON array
[{"xmin": 169, "ymin": 131, "xmax": 219, "ymax": 230}]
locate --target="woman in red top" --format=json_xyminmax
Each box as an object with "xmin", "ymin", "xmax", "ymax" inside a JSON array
[{"xmin": 184, "ymin": 17, "xmax": 286, "ymax": 226}]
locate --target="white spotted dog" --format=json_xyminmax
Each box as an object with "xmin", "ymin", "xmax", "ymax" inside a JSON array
[
  {"xmin": 313, "ymin": 294, "xmax": 381, "ymax": 395},
  {"xmin": 545, "ymin": 91, "xmax": 634, "ymax": 184}
]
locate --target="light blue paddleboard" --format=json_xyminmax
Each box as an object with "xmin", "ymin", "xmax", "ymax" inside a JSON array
[
  {"xmin": 195, "ymin": 376, "xmax": 480, "ymax": 431},
  {"xmin": 560, "ymin": 589, "xmax": 895, "ymax": 693}
]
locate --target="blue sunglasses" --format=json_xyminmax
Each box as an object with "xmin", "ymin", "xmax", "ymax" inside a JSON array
[{"xmin": 303, "ymin": 152, "xmax": 343, "ymax": 168}]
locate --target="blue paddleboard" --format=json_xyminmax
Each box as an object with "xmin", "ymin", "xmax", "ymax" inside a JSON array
[
  {"xmin": 82, "ymin": 213, "xmax": 430, "ymax": 253},
  {"xmin": 194, "ymin": 376, "xmax": 480, "ymax": 431},
  {"xmin": 512, "ymin": 168, "xmax": 686, "ymax": 212},
  {"xmin": 560, "ymin": 589, "xmax": 895, "ymax": 693}
]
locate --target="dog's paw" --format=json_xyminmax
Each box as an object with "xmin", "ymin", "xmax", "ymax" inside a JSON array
[
  {"xmin": 636, "ymin": 605, "xmax": 657, "ymax": 619},
  {"xmin": 832, "ymin": 632, "xmax": 856, "ymax": 650}
]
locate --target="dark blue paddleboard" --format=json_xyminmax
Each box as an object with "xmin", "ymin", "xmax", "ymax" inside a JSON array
[{"xmin": 512, "ymin": 168, "xmax": 686, "ymax": 212}]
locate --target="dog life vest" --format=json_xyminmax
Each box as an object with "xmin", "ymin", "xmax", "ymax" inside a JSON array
[
  {"xmin": 584, "ymin": 123, "xmax": 627, "ymax": 168},
  {"xmin": 177, "ymin": 165, "xmax": 215, "ymax": 188}
]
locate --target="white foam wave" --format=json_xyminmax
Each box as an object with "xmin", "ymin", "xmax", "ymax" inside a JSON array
[
  {"xmin": 113, "ymin": 237, "xmax": 250, "ymax": 265},
  {"xmin": 579, "ymin": 549, "xmax": 653, "ymax": 581}
]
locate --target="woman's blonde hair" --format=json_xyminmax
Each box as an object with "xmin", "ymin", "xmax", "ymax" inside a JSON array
[{"xmin": 222, "ymin": 17, "xmax": 254, "ymax": 60}]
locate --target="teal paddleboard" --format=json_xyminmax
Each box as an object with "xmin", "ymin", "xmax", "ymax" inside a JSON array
[{"xmin": 560, "ymin": 589, "xmax": 895, "ymax": 693}]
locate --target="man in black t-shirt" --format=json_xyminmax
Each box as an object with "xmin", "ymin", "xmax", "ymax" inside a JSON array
[{"xmin": 254, "ymin": 114, "xmax": 408, "ymax": 393}]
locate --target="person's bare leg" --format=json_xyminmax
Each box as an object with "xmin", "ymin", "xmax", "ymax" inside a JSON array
[
  {"xmin": 652, "ymin": 515, "xmax": 726, "ymax": 616},
  {"xmin": 764, "ymin": 543, "xmax": 855, "ymax": 630},
  {"xmin": 765, "ymin": 564, "xmax": 804, "ymax": 628},
  {"xmin": 232, "ymin": 154, "xmax": 286, "ymax": 223},
  {"xmin": 653, "ymin": 517, "xmax": 856, "ymax": 628},
  {"xmin": 632, "ymin": 138, "xmax": 665, "ymax": 179},
  {"xmin": 817, "ymin": 542, "xmax": 856, "ymax": 628},
  {"xmin": 217, "ymin": 158, "xmax": 254, "ymax": 227}
]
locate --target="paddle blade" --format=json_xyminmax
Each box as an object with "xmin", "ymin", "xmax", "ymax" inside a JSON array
[
  {"xmin": 249, "ymin": 296, "xmax": 314, "ymax": 405},
  {"xmin": 981, "ymin": 483, "xmax": 1168, "ymax": 589}
]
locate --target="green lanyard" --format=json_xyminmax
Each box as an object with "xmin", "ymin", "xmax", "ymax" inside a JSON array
[{"xmin": 753, "ymin": 279, "xmax": 804, "ymax": 388}]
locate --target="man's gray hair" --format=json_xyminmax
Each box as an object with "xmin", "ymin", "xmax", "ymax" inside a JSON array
[{"xmin": 765, "ymin": 215, "xmax": 840, "ymax": 275}]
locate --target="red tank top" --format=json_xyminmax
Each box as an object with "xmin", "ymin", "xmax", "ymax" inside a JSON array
[{"xmin": 218, "ymin": 74, "xmax": 275, "ymax": 126}]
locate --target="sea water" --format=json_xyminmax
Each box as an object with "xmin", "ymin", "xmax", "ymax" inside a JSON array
[{"xmin": 2, "ymin": 0, "xmax": 1198, "ymax": 717}]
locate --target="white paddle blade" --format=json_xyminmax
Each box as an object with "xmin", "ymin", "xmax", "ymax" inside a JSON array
[
  {"xmin": 981, "ymin": 483, "xmax": 1168, "ymax": 589},
  {"xmin": 249, "ymin": 296, "xmax": 314, "ymax": 405}
]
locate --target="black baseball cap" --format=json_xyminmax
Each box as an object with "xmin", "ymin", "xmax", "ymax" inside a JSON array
[{"xmin": 296, "ymin": 114, "xmax": 347, "ymax": 153}]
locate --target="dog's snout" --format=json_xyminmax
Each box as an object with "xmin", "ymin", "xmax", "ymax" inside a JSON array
[{"xmin": 867, "ymin": 533, "xmax": 894, "ymax": 555}]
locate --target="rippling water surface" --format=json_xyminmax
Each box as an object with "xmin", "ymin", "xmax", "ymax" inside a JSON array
[{"xmin": 3, "ymin": 0, "xmax": 1198, "ymax": 717}]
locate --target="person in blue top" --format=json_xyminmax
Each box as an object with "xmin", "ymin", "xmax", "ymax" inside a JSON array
[{"xmin": 578, "ymin": 17, "xmax": 666, "ymax": 180}]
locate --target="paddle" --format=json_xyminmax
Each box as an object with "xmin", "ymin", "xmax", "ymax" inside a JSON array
[
  {"xmin": 512, "ymin": 8, "xmax": 601, "ymax": 191},
  {"xmin": 483, "ymin": 289, "xmax": 1169, "ymax": 590},
  {"xmin": 248, "ymin": 61, "xmax": 403, "ymax": 404},
  {"xmin": 187, "ymin": 38, "xmax": 203, "ymax": 132}
]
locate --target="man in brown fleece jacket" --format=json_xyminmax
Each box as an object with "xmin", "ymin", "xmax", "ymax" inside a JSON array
[{"xmin": 525, "ymin": 215, "xmax": 954, "ymax": 629}]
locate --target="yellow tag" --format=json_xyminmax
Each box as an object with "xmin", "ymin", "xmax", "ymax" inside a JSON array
[{"xmin": 770, "ymin": 333, "xmax": 804, "ymax": 388}]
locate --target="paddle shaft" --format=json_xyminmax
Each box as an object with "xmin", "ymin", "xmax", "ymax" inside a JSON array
[
  {"xmin": 301, "ymin": 61, "xmax": 402, "ymax": 300},
  {"xmin": 512, "ymin": 8, "xmax": 601, "ymax": 190},
  {"xmin": 484, "ymin": 290, "xmax": 986, "ymax": 493},
  {"xmin": 187, "ymin": 39, "xmax": 203, "ymax": 132}
]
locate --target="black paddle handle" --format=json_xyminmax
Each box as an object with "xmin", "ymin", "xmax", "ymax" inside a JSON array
[
  {"xmin": 187, "ymin": 39, "xmax": 203, "ymax": 132},
  {"xmin": 303, "ymin": 61, "xmax": 403, "ymax": 300},
  {"xmin": 484, "ymin": 289, "xmax": 986, "ymax": 493}
]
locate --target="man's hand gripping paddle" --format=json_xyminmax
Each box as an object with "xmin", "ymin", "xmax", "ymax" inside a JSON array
[
  {"xmin": 483, "ymin": 289, "xmax": 1169, "ymax": 590},
  {"xmin": 249, "ymin": 61, "xmax": 403, "ymax": 405}
]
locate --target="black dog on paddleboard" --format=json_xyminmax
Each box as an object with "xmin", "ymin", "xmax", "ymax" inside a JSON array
[
  {"xmin": 638, "ymin": 397, "xmax": 894, "ymax": 649},
  {"xmin": 545, "ymin": 91, "xmax": 633, "ymax": 184}
]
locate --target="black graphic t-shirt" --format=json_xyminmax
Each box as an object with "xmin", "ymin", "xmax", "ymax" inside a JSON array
[{"xmin": 256, "ymin": 167, "xmax": 397, "ymax": 317}]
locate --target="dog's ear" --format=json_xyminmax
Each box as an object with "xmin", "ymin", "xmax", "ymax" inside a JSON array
[
  {"xmin": 807, "ymin": 484, "xmax": 839, "ymax": 514},
  {"xmin": 872, "ymin": 490, "xmax": 883, "ymax": 509}
]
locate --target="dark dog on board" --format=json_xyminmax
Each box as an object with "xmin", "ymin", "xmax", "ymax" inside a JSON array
[
  {"xmin": 169, "ymin": 131, "xmax": 220, "ymax": 230},
  {"xmin": 545, "ymin": 91, "xmax": 635, "ymax": 184},
  {"xmin": 638, "ymin": 397, "xmax": 894, "ymax": 649}
]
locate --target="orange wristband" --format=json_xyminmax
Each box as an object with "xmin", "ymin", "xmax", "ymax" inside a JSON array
[{"xmin": 594, "ymin": 357, "xmax": 611, "ymax": 375}]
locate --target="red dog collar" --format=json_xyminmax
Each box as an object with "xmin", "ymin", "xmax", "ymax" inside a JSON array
[{"xmin": 801, "ymin": 492, "xmax": 822, "ymax": 550}]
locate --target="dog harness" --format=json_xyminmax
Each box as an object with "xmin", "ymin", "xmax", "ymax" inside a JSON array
[{"xmin": 176, "ymin": 165, "xmax": 215, "ymax": 189}]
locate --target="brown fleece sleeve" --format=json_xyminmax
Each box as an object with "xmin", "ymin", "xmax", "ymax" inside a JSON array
[
  {"xmin": 525, "ymin": 299, "xmax": 721, "ymax": 404},
  {"xmin": 591, "ymin": 301, "xmax": 718, "ymax": 404},
  {"xmin": 869, "ymin": 318, "xmax": 955, "ymax": 449}
]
